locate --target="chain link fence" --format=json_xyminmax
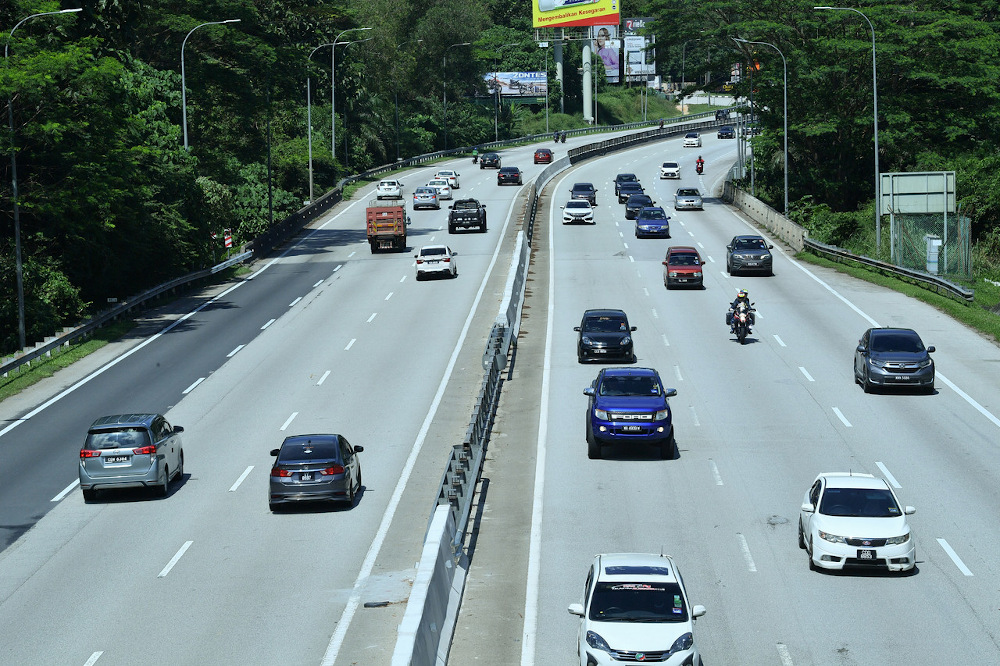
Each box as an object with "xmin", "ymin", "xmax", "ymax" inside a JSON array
[{"xmin": 891, "ymin": 212, "xmax": 972, "ymax": 278}]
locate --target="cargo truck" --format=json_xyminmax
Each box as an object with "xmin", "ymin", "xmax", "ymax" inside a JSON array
[{"xmin": 366, "ymin": 200, "xmax": 409, "ymax": 253}]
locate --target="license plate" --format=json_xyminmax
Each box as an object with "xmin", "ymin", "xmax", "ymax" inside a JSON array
[
  {"xmin": 746, "ymin": 262, "xmax": 759, "ymax": 266},
  {"xmin": 621, "ymin": 425, "xmax": 643, "ymax": 432},
  {"xmin": 300, "ymin": 472, "xmax": 313, "ymax": 481},
  {"xmin": 592, "ymin": 349, "xmax": 607, "ymax": 354},
  {"xmin": 858, "ymin": 549, "xmax": 875, "ymax": 560},
  {"xmin": 105, "ymin": 456, "xmax": 130, "ymax": 463}
]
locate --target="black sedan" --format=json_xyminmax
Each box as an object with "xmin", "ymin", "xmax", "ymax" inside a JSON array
[
  {"xmin": 269, "ymin": 434, "xmax": 363, "ymax": 510},
  {"xmin": 717, "ymin": 125, "xmax": 735, "ymax": 139},
  {"xmin": 574, "ymin": 309, "xmax": 636, "ymax": 363},
  {"xmin": 497, "ymin": 166, "xmax": 523, "ymax": 185},
  {"xmin": 617, "ymin": 181, "xmax": 644, "ymax": 203},
  {"xmin": 614, "ymin": 173, "xmax": 639, "ymax": 196},
  {"xmin": 480, "ymin": 152, "xmax": 501, "ymax": 169},
  {"xmin": 854, "ymin": 328, "xmax": 935, "ymax": 393},
  {"xmin": 624, "ymin": 194, "xmax": 655, "ymax": 219},
  {"xmin": 726, "ymin": 234, "xmax": 774, "ymax": 275}
]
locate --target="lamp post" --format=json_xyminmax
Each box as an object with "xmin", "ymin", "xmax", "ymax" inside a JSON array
[
  {"xmin": 734, "ymin": 37, "xmax": 788, "ymax": 216},
  {"xmin": 337, "ymin": 38, "xmax": 371, "ymax": 171},
  {"xmin": 331, "ymin": 27, "xmax": 371, "ymax": 162},
  {"xmin": 181, "ymin": 19, "xmax": 241, "ymax": 151},
  {"xmin": 815, "ymin": 6, "xmax": 881, "ymax": 253},
  {"xmin": 306, "ymin": 43, "xmax": 335, "ymax": 204},
  {"xmin": 442, "ymin": 42, "xmax": 471, "ymax": 151},
  {"xmin": 680, "ymin": 39, "xmax": 699, "ymax": 114},
  {"xmin": 5, "ymin": 7, "xmax": 82, "ymax": 351},
  {"xmin": 539, "ymin": 42, "xmax": 551, "ymax": 133},
  {"xmin": 395, "ymin": 39, "xmax": 423, "ymax": 161}
]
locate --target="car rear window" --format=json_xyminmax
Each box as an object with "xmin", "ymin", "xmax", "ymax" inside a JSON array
[
  {"xmin": 616, "ymin": 174, "xmax": 637, "ymax": 182},
  {"xmin": 628, "ymin": 195, "xmax": 652, "ymax": 205},
  {"xmin": 278, "ymin": 440, "xmax": 340, "ymax": 463},
  {"xmin": 415, "ymin": 188, "xmax": 435, "ymax": 194},
  {"xmin": 421, "ymin": 247, "xmax": 447, "ymax": 256},
  {"xmin": 84, "ymin": 428, "xmax": 152, "ymax": 450}
]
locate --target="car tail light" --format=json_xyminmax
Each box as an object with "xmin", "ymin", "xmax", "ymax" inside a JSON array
[
  {"xmin": 270, "ymin": 468, "xmax": 292, "ymax": 478},
  {"xmin": 443, "ymin": 257, "xmax": 451, "ymax": 262},
  {"xmin": 80, "ymin": 449, "xmax": 101, "ymax": 458},
  {"xmin": 320, "ymin": 465, "xmax": 345, "ymax": 475},
  {"xmin": 416, "ymin": 258, "xmax": 423, "ymax": 264},
  {"xmin": 132, "ymin": 445, "xmax": 157, "ymax": 455}
]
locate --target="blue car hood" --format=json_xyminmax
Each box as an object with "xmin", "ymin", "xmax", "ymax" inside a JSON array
[{"xmin": 594, "ymin": 395, "xmax": 668, "ymax": 412}]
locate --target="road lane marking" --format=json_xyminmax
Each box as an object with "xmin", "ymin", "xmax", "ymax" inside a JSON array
[
  {"xmin": 777, "ymin": 644, "xmax": 794, "ymax": 666},
  {"xmin": 937, "ymin": 538, "xmax": 973, "ymax": 576},
  {"xmin": 334, "ymin": 264, "xmax": 343, "ymax": 272},
  {"xmin": 318, "ymin": 370, "xmax": 331, "ymax": 385},
  {"xmin": 936, "ymin": 374, "xmax": 1000, "ymax": 429},
  {"xmin": 366, "ymin": 312, "xmax": 378, "ymax": 323},
  {"xmin": 229, "ymin": 466, "xmax": 253, "ymax": 492},
  {"xmin": 182, "ymin": 378, "xmax": 205, "ymax": 394},
  {"xmin": 737, "ymin": 533, "xmax": 758, "ymax": 572},
  {"xmin": 261, "ymin": 318, "xmax": 275, "ymax": 330},
  {"xmin": 674, "ymin": 365, "xmax": 683, "ymax": 381},
  {"xmin": 773, "ymin": 335, "xmax": 786, "ymax": 347},
  {"xmin": 619, "ymin": 231, "xmax": 624, "ymax": 238},
  {"xmin": 347, "ymin": 251, "xmax": 355, "ymax": 258},
  {"xmin": 629, "ymin": 255, "xmax": 635, "ymax": 262},
  {"xmin": 799, "ymin": 367, "xmax": 814, "ymax": 382},
  {"xmin": 344, "ymin": 338, "xmax": 356, "ymax": 351},
  {"xmin": 227, "ymin": 345, "xmax": 244, "ymax": 357},
  {"xmin": 707, "ymin": 255, "xmax": 715, "ymax": 262},
  {"xmin": 84, "ymin": 652, "xmax": 104, "ymax": 666},
  {"xmin": 313, "ymin": 279, "xmax": 324, "ymax": 288},
  {"xmin": 689, "ymin": 405, "xmax": 700, "ymax": 426},
  {"xmin": 643, "ymin": 287, "xmax": 649, "ymax": 296},
  {"xmin": 279, "ymin": 412, "xmax": 298, "ymax": 431},
  {"xmin": 289, "ymin": 296, "xmax": 302, "ymax": 307},
  {"xmin": 697, "ymin": 242, "xmax": 704, "ymax": 249},
  {"xmin": 51, "ymin": 479, "xmax": 79, "ymax": 502},
  {"xmin": 832, "ymin": 407, "xmax": 852, "ymax": 427},
  {"xmin": 662, "ymin": 334, "xmax": 670, "ymax": 347},
  {"xmin": 157, "ymin": 541, "xmax": 193, "ymax": 578},
  {"xmin": 651, "ymin": 308, "xmax": 659, "ymax": 319},
  {"xmin": 709, "ymin": 459, "xmax": 723, "ymax": 485},
  {"xmin": 399, "ymin": 275, "xmax": 407, "ymax": 282},
  {"xmin": 720, "ymin": 270, "xmax": 729, "ymax": 278},
  {"xmin": 753, "ymin": 308, "xmax": 763, "ymax": 318},
  {"xmin": 688, "ymin": 230, "xmax": 694, "ymax": 237},
  {"xmin": 875, "ymin": 462, "xmax": 901, "ymax": 488},
  {"xmin": 385, "ymin": 292, "xmax": 393, "ymax": 301}
]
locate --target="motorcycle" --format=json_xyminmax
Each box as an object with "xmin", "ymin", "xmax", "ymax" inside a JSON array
[
  {"xmin": 472, "ymin": 154, "xmax": 478, "ymax": 164},
  {"xmin": 554, "ymin": 132, "xmax": 560, "ymax": 143},
  {"xmin": 696, "ymin": 161, "xmax": 704, "ymax": 175},
  {"xmin": 728, "ymin": 302, "xmax": 755, "ymax": 344},
  {"xmin": 560, "ymin": 131, "xmax": 566, "ymax": 143}
]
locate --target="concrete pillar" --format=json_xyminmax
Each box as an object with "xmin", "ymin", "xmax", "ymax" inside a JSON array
[{"xmin": 554, "ymin": 41, "xmax": 565, "ymax": 114}]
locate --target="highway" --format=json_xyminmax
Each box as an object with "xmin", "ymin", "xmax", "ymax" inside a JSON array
[{"xmin": 449, "ymin": 131, "xmax": 1000, "ymax": 664}]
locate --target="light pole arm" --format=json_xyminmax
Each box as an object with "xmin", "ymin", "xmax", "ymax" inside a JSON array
[{"xmin": 181, "ymin": 18, "xmax": 240, "ymax": 151}]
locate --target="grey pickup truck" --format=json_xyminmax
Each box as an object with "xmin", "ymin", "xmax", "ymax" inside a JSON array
[{"xmin": 448, "ymin": 198, "xmax": 487, "ymax": 233}]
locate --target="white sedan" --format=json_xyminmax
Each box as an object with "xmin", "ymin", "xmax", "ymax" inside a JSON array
[
  {"xmin": 426, "ymin": 178, "xmax": 453, "ymax": 200},
  {"xmin": 659, "ymin": 161, "xmax": 681, "ymax": 179},
  {"xmin": 568, "ymin": 553, "xmax": 706, "ymax": 666},
  {"xmin": 683, "ymin": 132, "xmax": 702, "ymax": 147},
  {"xmin": 561, "ymin": 200, "xmax": 595, "ymax": 224},
  {"xmin": 435, "ymin": 169, "xmax": 461, "ymax": 189},
  {"xmin": 414, "ymin": 245, "xmax": 457, "ymax": 280},
  {"xmin": 376, "ymin": 179, "xmax": 403, "ymax": 199},
  {"xmin": 799, "ymin": 472, "xmax": 916, "ymax": 572}
]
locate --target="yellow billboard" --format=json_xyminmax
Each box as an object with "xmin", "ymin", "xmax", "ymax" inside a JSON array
[{"xmin": 532, "ymin": 0, "xmax": 621, "ymax": 29}]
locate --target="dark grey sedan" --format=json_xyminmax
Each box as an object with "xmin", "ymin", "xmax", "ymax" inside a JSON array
[
  {"xmin": 854, "ymin": 328, "xmax": 935, "ymax": 393},
  {"xmin": 726, "ymin": 235, "xmax": 774, "ymax": 275},
  {"xmin": 624, "ymin": 194, "xmax": 655, "ymax": 219},
  {"xmin": 574, "ymin": 309, "xmax": 636, "ymax": 363},
  {"xmin": 269, "ymin": 434, "xmax": 363, "ymax": 510}
]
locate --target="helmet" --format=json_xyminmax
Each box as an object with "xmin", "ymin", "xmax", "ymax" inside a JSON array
[{"xmin": 737, "ymin": 289, "xmax": 747, "ymax": 298}]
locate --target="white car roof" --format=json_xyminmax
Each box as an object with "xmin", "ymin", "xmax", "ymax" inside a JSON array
[
  {"xmin": 418, "ymin": 245, "xmax": 448, "ymax": 253},
  {"xmin": 817, "ymin": 472, "xmax": 885, "ymax": 489},
  {"xmin": 379, "ymin": 180, "xmax": 400, "ymax": 185},
  {"xmin": 566, "ymin": 200, "xmax": 591, "ymax": 206},
  {"xmin": 428, "ymin": 179, "xmax": 448, "ymax": 185},
  {"xmin": 437, "ymin": 170, "xmax": 456, "ymax": 175},
  {"xmin": 596, "ymin": 553, "xmax": 678, "ymax": 583}
]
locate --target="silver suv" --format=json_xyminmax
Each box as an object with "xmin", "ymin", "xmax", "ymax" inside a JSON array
[{"xmin": 79, "ymin": 414, "xmax": 185, "ymax": 500}]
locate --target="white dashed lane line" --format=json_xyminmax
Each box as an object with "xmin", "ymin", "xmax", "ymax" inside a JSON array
[
  {"xmin": 261, "ymin": 318, "xmax": 275, "ymax": 330},
  {"xmin": 651, "ymin": 309, "xmax": 659, "ymax": 319},
  {"xmin": 399, "ymin": 275, "xmax": 407, "ymax": 283},
  {"xmin": 832, "ymin": 407, "xmax": 852, "ymax": 427},
  {"xmin": 777, "ymin": 643, "xmax": 794, "ymax": 666},
  {"xmin": 345, "ymin": 339, "xmax": 356, "ymax": 351},
  {"xmin": 773, "ymin": 335, "xmax": 786, "ymax": 347},
  {"xmin": 673, "ymin": 365, "xmax": 683, "ymax": 381},
  {"xmin": 937, "ymin": 538, "xmax": 974, "ymax": 576},
  {"xmin": 334, "ymin": 264, "xmax": 343, "ymax": 272},
  {"xmin": 279, "ymin": 412, "xmax": 298, "ymax": 431},
  {"xmin": 707, "ymin": 255, "xmax": 715, "ymax": 262},
  {"xmin": 643, "ymin": 287, "xmax": 649, "ymax": 296},
  {"xmin": 709, "ymin": 459, "xmax": 724, "ymax": 485},
  {"xmin": 289, "ymin": 297, "xmax": 302, "ymax": 307},
  {"xmin": 737, "ymin": 533, "xmax": 758, "ymax": 572},
  {"xmin": 157, "ymin": 541, "xmax": 193, "ymax": 578},
  {"xmin": 83, "ymin": 651, "xmax": 104, "ymax": 666},
  {"xmin": 662, "ymin": 334, "xmax": 670, "ymax": 347},
  {"xmin": 227, "ymin": 344, "xmax": 244, "ymax": 357},
  {"xmin": 182, "ymin": 378, "xmax": 205, "ymax": 395},
  {"xmin": 688, "ymin": 405, "xmax": 700, "ymax": 426},
  {"xmin": 347, "ymin": 252, "xmax": 356, "ymax": 258},
  {"xmin": 875, "ymin": 462, "xmax": 901, "ymax": 488},
  {"xmin": 366, "ymin": 313, "xmax": 378, "ymax": 323},
  {"xmin": 799, "ymin": 367, "xmax": 815, "ymax": 382},
  {"xmin": 385, "ymin": 292, "xmax": 393, "ymax": 301},
  {"xmin": 318, "ymin": 370, "xmax": 331, "ymax": 385},
  {"xmin": 229, "ymin": 466, "xmax": 254, "ymax": 492}
]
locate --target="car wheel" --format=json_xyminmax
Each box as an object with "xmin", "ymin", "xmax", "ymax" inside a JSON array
[
  {"xmin": 269, "ymin": 501, "xmax": 279, "ymax": 512},
  {"xmin": 415, "ymin": 272, "xmax": 424, "ymax": 282},
  {"xmin": 797, "ymin": 521, "xmax": 806, "ymax": 549},
  {"xmin": 807, "ymin": 539, "xmax": 816, "ymax": 571},
  {"xmin": 862, "ymin": 368, "xmax": 874, "ymax": 394},
  {"xmin": 156, "ymin": 466, "xmax": 169, "ymax": 498},
  {"xmin": 448, "ymin": 225, "xmax": 455, "ymax": 233},
  {"xmin": 586, "ymin": 425, "xmax": 601, "ymax": 460},
  {"xmin": 175, "ymin": 451, "xmax": 184, "ymax": 481},
  {"xmin": 82, "ymin": 488, "xmax": 97, "ymax": 502},
  {"xmin": 346, "ymin": 478, "xmax": 356, "ymax": 507},
  {"xmin": 660, "ymin": 433, "xmax": 675, "ymax": 460}
]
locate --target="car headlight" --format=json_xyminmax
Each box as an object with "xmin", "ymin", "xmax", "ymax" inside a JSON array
[
  {"xmin": 582, "ymin": 336, "xmax": 594, "ymax": 345},
  {"xmin": 585, "ymin": 630, "xmax": 613, "ymax": 653},
  {"xmin": 886, "ymin": 532, "xmax": 910, "ymax": 545},
  {"xmin": 692, "ymin": 271, "xmax": 702, "ymax": 277},
  {"xmin": 594, "ymin": 408, "xmax": 610, "ymax": 420},
  {"xmin": 654, "ymin": 408, "xmax": 670, "ymax": 420},
  {"xmin": 918, "ymin": 358, "xmax": 932, "ymax": 368},
  {"xmin": 620, "ymin": 336, "xmax": 632, "ymax": 346},
  {"xmin": 819, "ymin": 530, "xmax": 847, "ymax": 544},
  {"xmin": 761, "ymin": 254, "xmax": 772, "ymax": 260},
  {"xmin": 668, "ymin": 632, "xmax": 694, "ymax": 655},
  {"xmin": 868, "ymin": 357, "xmax": 886, "ymax": 368}
]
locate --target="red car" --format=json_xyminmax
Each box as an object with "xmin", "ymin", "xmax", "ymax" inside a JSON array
[
  {"xmin": 534, "ymin": 148, "xmax": 553, "ymax": 164},
  {"xmin": 662, "ymin": 246, "xmax": 704, "ymax": 289}
]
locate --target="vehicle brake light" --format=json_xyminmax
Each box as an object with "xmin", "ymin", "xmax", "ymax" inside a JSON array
[
  {"xmin": 320, "ymin": 465, "xmax": 345, "ymax": 475},
  {"xmin": 443, "ymin": 257, "xmax": 450, "ymax": 262},
  {"xmin": 416, "ymin": 259, "xmax": 423, "ymax": 264},
  {"xmin": 270, "ymin": 468, "xmax": 292, "ymax": 477},
  {"xmin": 80, "ymin": 449, "xmax": 101, "ymax": 458},
  {"xmin": 132, "ymin": 445, "xmax": 157, "ymax": 455}
]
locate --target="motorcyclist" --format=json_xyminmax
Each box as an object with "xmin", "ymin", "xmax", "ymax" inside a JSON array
[
  {"xmin": 659, "ymin": 118, "xmax": 664, "ymax": 129},
  {"xmin": 729, "ymin": 288, "xmax": 752, "ymax": 333},
  {"xmin": 560, "ymin": 131, "xmax": 567, "ymax": 143},
  {"xmin": 554, "ymin": 131, "xmax": 559, "ymax": 143},
  {"xmin": 696, "ymin": 155, "xmax": 705, "ymax": 173},
  {"xmin": 472, "ymin": 147, "xmax": 479, "ymax": 164}
]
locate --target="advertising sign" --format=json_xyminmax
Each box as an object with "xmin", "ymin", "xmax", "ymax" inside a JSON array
[
  {"xmin": 484, "ymin": 72, "xmax": 548, "ymax": 97},
  {"xmin": 623, "ymin": 17, "xmax": 655, "ymax": 80},
  {"xmin": 593, "ymin": 25, "xmax": 621, "ymax": 84},
  {"xmin": 532, "ymin": 0, "xmax": 620, "ymax": 29}
]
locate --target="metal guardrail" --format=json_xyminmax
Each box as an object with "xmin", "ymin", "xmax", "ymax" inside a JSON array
[{"xmin": 804, "ymin": 238, "xmax": 974, "ymax": 302}]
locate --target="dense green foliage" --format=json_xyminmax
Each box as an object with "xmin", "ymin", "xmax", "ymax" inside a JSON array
[{"xmin": 2, "ymin": 0, "xmax": 998, "ymax": 353}]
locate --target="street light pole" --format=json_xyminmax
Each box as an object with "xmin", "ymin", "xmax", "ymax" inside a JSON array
[
  {"xmin": 5, "ymin": 7, "xmax": 82, "ymax": 351},
  {"xmin": 540, "ymin": 42, "xmax": 550, "ymax": 133},
  {"xmin": 306, "ymin": 42, "xmax": 336, "ymax": 204},
  {"xmin": 182, "ymin": 19, "xmax": 241, "ymax": 151},
  {"xmin": 395, "ymin": 39, "xmax": 423, "ymax": 161},
  {"xmin": 734, "ymin": 37, "xmax": 788, "ymax": 216},
  {"xmin": 331, "ymin": 27, "xmax": 372, "ymax": 163},
  {"xmin": 443, "ymin": 42, "xmax": 471, "ymax": 151},
  {"xmin": 815, "ymin": 6, "xmax": 881, "ymax": 253}
]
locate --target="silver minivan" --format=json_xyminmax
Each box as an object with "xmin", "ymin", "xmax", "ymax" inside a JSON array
[{"xmin": 79, "ymin": 414, "xmax": 184, "ymax": 501}]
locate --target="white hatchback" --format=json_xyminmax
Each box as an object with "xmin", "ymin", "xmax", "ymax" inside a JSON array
[
  {"xmin": 799, "ymin": 472, "xmax": 916, "ymax": 572},
  {"xmin": 376, "ymin": 179, "xmax": 403, "ymax": 199},
  {"xmin": 568, "ymin": 553, "xmax": 706, "ymax": 666},
  {"xmin": 659, "ymin": 161, "xmax": 681, "ymax": 179},
  {"xmin": 427, "ymin": 178, "xmax": 453, "ymax": 200},
  {"xmin": 414, "ymin": 245, "xmax": 458, "ymax": 280},
  {"xmin": 435, "ymin": 169, "xmax": 461, "ymax": 189}
]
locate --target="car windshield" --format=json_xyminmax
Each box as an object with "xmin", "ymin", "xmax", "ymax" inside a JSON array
[
  {"xmin": 819, "ymin": 487, "xmax": 902, "ymax": 517},
  {"xmin": 84, "ymin": 428, "xmax": 152, "ymax": 450},
  {"xmin": 677, "ymin": 189, "xmax": 700, "ymax": 197},
  {"xmin": 617, "ymin": 174, "xmax": 637, "ymax": 182},
  {"xmin": 421, "ymin": 247, "xmax": 447, "ymax": 257},
  {"xmin": 567, "ymin": 201, "xmax": 590, "ymax": 209},
  {"xmin": 662, "ymin": 163, "xmax": 678, "ymax": 169},
  {"xmin": 278, "ymin": 440, "xmax": 339, "ymax": 463},
  {"xmin": 669, "ymin": 253, "xmax": 700, "ymax": 266},
  {"xmin": 589, "ymin": 581, "xmax": 688, "ymax": 623},
  {"xmin": 574, "ymin": 184, "xmax": 595, "ymax": 192},
  {"xmin": 639, "ymin": 209, "xmax": 667, "ymax": 220},
  {"xmin": 685, "ymin": 133, "xmax": 698, "ymax": 138},
  {"xmin": 600, "ymin": 375, "xmax": 661, "ymax": 396},
  {"xmin": 735, "ymin": 238, "xmax": 767, "ymax": 250},
  {"xmin": 583, "ymin": 316, "xmax": 628, "ymax": 333},
  {"xmin": 870, "ymin": 333, "xmax": 924, "ymax": 353}
]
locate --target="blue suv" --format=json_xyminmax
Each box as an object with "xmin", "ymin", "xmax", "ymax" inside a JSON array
[{"xmin": 583, "ymin": 367, "xmax": 677, "ymax": 460}]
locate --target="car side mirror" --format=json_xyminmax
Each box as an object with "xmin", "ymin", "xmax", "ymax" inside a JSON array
[
  {"xmin": 768, "ymin": 243, "xmax": 774, "ymax": 249},
  {"xmin": 583, "ymin": 387, "xmax": 595, "ymax": 396},
  {"xmin": 726, "ymin": 245, "xmax": 733, "ymax": 251},
  {"xmin": 559, "ymin": 206, "xmax": 565, "ymax": 209},
  {"xmin": 567, "ymin": 603, "xmax": 584, "ymax": 617},
  {"xmin": 574, "ymin": 326, "xmax": 581, "ymax": 331},
  {"xmin": 904, "ymin": 506, "xmax": 916, "ymax": 515},
  {"xmin": 269, "ymin": 448, "xmax": 280, "ymax": 457},
  {"xmin": 448, "ymin": 205, "xmax": 454, "ymax": 209},
  {"xmin": 173, "ymin": 426, "xmax": 185, "ymax": 433},
  {"xmin": 665, "ymin": 388, "xmax": 678, "ymax": 398},
  {"xmin": 407, "ymin": 217, "xmax": 412, "ymax": 226},
  {"xmin": 630, "ymin": 326, "xmax": 637, "ymax": 331},
  {"xmin": 856, "ymin": 345, "xmax": 866, "ymax": 353},
  {"xmin": 354, "ymin": 445, "xmax": 364, "ymax": 453},
  {"xmin": 414, "ymin": 254, "xmax": 419, "ymax": 259},
  {"xmin": 926, "ymin": 346, "xmax": 935, "ymax": 353},
  {"xmin": 692, "ymin": 605, "xmax": 706, "ymax": 618},
  {"xmin": 481, "ymin": 204, "xmax": 486, "ymax": 208},
  {"xmin": 451, "ymin": 250, "xmax": 458, "ymax": 256},
  {"xmin": 662, "ymin": 261, "xmax": 669, "ymax": 266},
  {"xmin": 800, "ymin": 503, "xmax": 815, "ymax": 513}
]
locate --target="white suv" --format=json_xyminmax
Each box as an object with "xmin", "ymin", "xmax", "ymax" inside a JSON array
[
  {"xmin": 376, "ymin": 179, "xmax": 403, "ymax": 199},
  {"xmin": 683, "ymin": 132, "xmax": 702, "ymax": 147},
  {"xmin": 568, "ymin": 553, "xmax": 706, "ymax": 666},
  {"xmin": 435, "ymin": 169, "xmax": 461, "ymax": 189}
]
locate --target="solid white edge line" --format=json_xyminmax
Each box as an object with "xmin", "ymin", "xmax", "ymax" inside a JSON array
[
  {"xmin": 737, "ymin": 533, "xmax": 758, "ymax": 572},
  {"xmin": 83, "ymin": 652, "xmax": 104, "ymax": 666},
  {"xmin": 51, "ymin": 479, "xmax": 80, "ymax": 502},
  {"xmin": 832, "ymin": 407, "xmax": 852, "ymax": 427},
  {"xmin": 777, "ymin": 643, "xmax": 794, "ymax": 666},
  {"xmin": 227, "ymin": 344, "xmax": 244, "ymax": 358},
  {"xmin": 936, "ymin": 538, "xmax": 974, "ymax": 576},
  {"xmin": 334, "ymin": 264, "xmax": 343, "ymax": 272},
  {"xmin": 229, "ymin": 466, "xmax": 254, "ymax": 492},
  {"xmin": 345, "ymin": 339, "xmax": 356, "ymax": 351},
  {"xmin": 799, "ymin": 367, "xmax": 814, "ymax": 382},
  {"xmin": 157, "ymin": 540, "xmax": 193, "ymax": 578},
  {"xmin": 318, "ymin": 370, "xmax": 331, "ymax": 385},
  {"xmin": 182, "ymin": 377, "xmax": 205, "ymax": 395},
  {"xmin": 709, "ymin": 459, "xmax": 723, "ymax": 486},
  {"xmin": 279, "ymin": 412, "xmax": 298, "ymax": 431},
  {"xmin": 936, "ymin": 372, "xmax": 1000, "ymax": 429},
  {"xmin": 874, "ymin": 462, "xmax": 901, "ymax": 488},
  {"xmin": 773, "ymin": 334, "xmax": 786, "ymax": 347},
  {"xmin": 322, "ymin": 165, "xmax": 523, "ymax": 666}
]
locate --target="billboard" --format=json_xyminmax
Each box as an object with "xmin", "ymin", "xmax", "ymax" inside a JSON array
[
  {"xmin": 593, "ymin": 25, "xmax": 621, "ymax": 84},
  {"xmin": 623, "ymin": 17, "xmax": 655, "ymax": 80},
  {"xmin": 532, "ymin": 0, "xmax": 620, "ymax": 29},
  {"xmin": 484, "ymin": 72, "xmax": 548, "ymax": 97}
]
